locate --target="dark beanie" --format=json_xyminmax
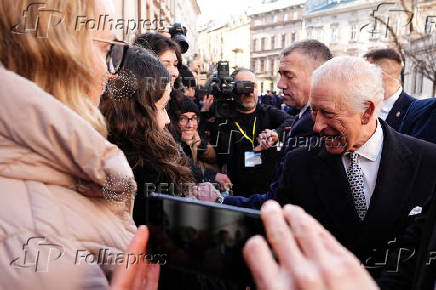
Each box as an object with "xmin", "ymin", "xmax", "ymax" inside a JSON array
[
  {"xmin": 180, "ymin": 96, "xmax": 200, "ymax": 115},
  {"xmin": 179, "ymin": 65, "xmax": 196, "ymax": 88}
]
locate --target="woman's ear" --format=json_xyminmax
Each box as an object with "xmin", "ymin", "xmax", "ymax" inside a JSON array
[{"xmin": 361, "ymin": 101, "xmax": 375, "ymax": 124}]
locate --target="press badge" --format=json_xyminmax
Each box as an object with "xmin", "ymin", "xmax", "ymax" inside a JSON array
[{"xmin": 245, "ymin": 151, "xmax": 262, "ymax": 167}]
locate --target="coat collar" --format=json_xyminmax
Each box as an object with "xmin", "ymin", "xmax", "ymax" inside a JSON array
[{"xmin": 313, "ymin": 120, "xmax": 415, "ymax": 238}]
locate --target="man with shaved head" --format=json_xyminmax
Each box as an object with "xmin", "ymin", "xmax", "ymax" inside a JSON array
[{"xmin": 364, "ymin": 48, "xmax": 415, "ymax": 131}]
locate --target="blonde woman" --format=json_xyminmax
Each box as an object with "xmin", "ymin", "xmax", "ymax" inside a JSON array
[{"xmin": 0, "ymin": 0, "xmax": 157, "ymax": 289}]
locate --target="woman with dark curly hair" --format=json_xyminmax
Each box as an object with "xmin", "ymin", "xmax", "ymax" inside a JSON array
[
  {"xmin": 101, "ymin": 45, "xmax": 193, "ymax": 213},
  {"xmin": 101, "ymin": 46, "xmax": 221, "ymax": 224},
  {"xmin": 134, "ymin": 33, "xmax": 185, "ymax": 136},
  {"xmin": 134, "ymin": 33, "xmax": 232, "ymax": 192}
]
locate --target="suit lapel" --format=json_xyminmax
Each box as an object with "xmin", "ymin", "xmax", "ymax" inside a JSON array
[
  {"xmin": 313, "ymin": 146, "xmax": 361, "ymax": 239},
  {"xmin": 290, "ymin": 108, "xmax": 313, "ymax": 138},
  {"xmin": 362, "ymin": 120, "xmax": 415, "ymax": 236},
  {"xmin": 386, "ymin": 91, "xmax": 414, "ymax": 131}
]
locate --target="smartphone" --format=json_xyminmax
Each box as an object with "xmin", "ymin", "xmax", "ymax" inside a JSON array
[{"xmin": 145, "ymin": 193, "xmax": 264, "ymax": 285}]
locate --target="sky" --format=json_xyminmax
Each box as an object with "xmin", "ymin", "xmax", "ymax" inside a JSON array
[{"xmin": 196, "ymin": 0, "xmax": 264, "ymax": 23}]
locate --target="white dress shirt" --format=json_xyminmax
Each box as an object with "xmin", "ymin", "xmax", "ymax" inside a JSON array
[
  {"xmin": 379, "ymin": 86, "xmax": 402, "ymax": 120},
  {"xmin": 341, "ymin": 120, "xmax": 384, "ymax": 209},
  {"xmin": 298, "ymin": 104, "xmax": 309, "ymax": 119}
]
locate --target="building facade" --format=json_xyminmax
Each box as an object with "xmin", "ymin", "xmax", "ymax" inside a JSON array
[
  {"xmin": 249, "ymin": 0, "xmax": 306, "ymax": 94},
  {"xmin": 112, "ymin": 0, "xmax": 201, "ymax": 59},
  {"xmin": 197, "ymin": 14, "xmax": 251, "ymax": 74}
]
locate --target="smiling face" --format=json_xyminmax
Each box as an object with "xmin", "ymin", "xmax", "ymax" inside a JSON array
[
  {"xmin": 234, "ymin": 70, "xmax": 258, "ymax": 112},
  {"xmin": 278, "ymin": 51, "xmax": 313, "ymax": 109},
  {"xmin": 159, "ymin": 49, "xmax": 179, "ymax": 88},
  {"xmin": 178, "ymin": 111, "xmax": 199, "ymax": 141},
  {"xmin": 310, "ymin": 81, "xmax": 371, "ymax": 154},
  {"xmin": 155, "ymin": 84, "xmax": 171, "ymax": 130}
]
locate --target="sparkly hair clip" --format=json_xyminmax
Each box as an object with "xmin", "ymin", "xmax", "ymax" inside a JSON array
[{"xmin": 106, "ymin": 70, "xmax": 137, "ymax": 101}]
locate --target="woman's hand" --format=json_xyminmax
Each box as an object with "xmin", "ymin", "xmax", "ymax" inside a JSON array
[
  {"xmin": 110, "ymin": 226, "xmax": 160, "ymax": 290},
  {"xmin": 201, "ymin": 95, "xmax": 214, "ymax": 112},
  {"xmin": 182, "ymin": 130, "xmax": 201, "ymax": 148}
]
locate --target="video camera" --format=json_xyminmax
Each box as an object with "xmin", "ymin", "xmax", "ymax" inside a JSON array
[
  {"xmin": 208, "ymin": 61, "xmax": 255, "ymax": 119},
  {"xmin": 167, "ymin": 23, "xmax": 189, "ymax": 54}
]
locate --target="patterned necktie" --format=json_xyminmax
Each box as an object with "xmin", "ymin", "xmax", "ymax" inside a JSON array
[{"xmin": 346, "ymin": 152, "xmax": 367, "ymax": 221}]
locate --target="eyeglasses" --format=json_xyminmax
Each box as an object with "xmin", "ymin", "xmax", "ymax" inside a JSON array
[
  {"xmin": 93, "ymin": 37, "xmax": 129, "ymax": 74},
  {"xmin": 179, "ymin": 115, "xmax": 199, "ymax": 125}
]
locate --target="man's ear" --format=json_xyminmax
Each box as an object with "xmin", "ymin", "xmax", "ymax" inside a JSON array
[{"xmin": 361, "ymin": 101, "xmax": 375, "ymax": 124}]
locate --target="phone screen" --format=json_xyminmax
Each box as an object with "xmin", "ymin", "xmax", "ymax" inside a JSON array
[{"xmin": 145, "ymin": 193, "xmax": 264, "ymax": 285}]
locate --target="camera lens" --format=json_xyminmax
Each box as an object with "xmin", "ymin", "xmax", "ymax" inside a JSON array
[{"xmin": 173, "ymin": 34, "xmax": 189, "ymax": 54}]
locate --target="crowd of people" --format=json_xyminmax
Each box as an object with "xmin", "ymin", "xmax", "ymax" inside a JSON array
[{"xmin": 1, "ymin": 0, "xmax": 436, "ymax": 289}]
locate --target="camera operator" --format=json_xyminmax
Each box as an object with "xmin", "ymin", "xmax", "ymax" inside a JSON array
[{"xmin": 214, "ymin": 68, "xmax": 293, "ymax": 197}]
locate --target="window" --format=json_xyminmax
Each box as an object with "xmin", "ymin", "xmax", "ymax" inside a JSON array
[
  {"xmin": 273, "ymin": 15, "xmax": 278, "ymax": 23},
  {"xmin": 281, "ymin": 34, "xmax": 286, "ymax": 47},
  {"xmin": 291, "ymin": 32, "xmax": 296, "ymax": 42},
  {"xmin": 271, "ymin": 36, "xmax": 275, "ymax": 49},
  {"xmin": 284, "ymin": 13, "xmax": 288, "ymax": 22},
  {"xmin": 252, "ymin": 39, "xmax": 257, "ymax": 51},
  {"xmin": 270, "ymin": 58, "xmax": 274, "ymax": 72},
  {"xmin": 293, "ymin": 11, "xmax": 298, "ymax": 20},
  {"xmin": 330, "ymin": 26, "xmax": 337, "ymax": 43},
  {"xmin": 260, "ymin": 59, "xmax": 265, "ymax": 72},
  {"xmin": 262, "ymin": 16, "xmax": 266, "ymax": 25},
  {"xmin": 251, "ymin": 60, "xmax": 256, "ymax": 72},
  {"xmin": 254, "ymin": 19, "xmax": 261, "ymax": 26},
  {"xmin": 350, "ymin": 24, "xmax": 357, "ymax": 41},
  {"xmin": 307, "ymin": 28, "xmax": 312, "ymax": 39},
  {"xmin": 261, "ymin": 37, "xmax": 266, "ymax": 50}
]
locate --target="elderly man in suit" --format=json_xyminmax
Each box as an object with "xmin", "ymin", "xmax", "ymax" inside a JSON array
[
  {"xmin": 364, "ymin": 48, "xmax": 415, "ymax": 131},
  {"xmin": 275, "ymin": 56, "xmax": 436, "ymax": 278}
]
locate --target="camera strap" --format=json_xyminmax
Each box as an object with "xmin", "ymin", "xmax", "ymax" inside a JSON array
[{"xmin": 234, "ymin": 116, "xmax": 257, "ymax": 149}]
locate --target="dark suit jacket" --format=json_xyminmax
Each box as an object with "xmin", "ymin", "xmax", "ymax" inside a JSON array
[
  {"xmin": 400, "ymin": 98, "xmax": 436, "ymax": 145},
  {"xmin": 274, "ymin": 120, "xmax": 436, "ymax": 278},
  {"xmin": 386, "ymin": 91, "xmax": 415, "ymax": 131},
  {"xmin": 377, "ymin": 192, "xmax": 436, "ymax": 290},
  {"xmin": 223, "ymin": 108, "xmax": 316, "ymax": 209}
]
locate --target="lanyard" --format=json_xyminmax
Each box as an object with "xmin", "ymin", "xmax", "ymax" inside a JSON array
[{"xmin": 234, "ymin": 116, "xmax": 257, "ymax": 149}]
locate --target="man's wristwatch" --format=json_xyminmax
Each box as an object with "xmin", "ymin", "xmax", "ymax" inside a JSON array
[{"xmin": 215, "ymin": 196, "xmax": 224, "ymax": 204}]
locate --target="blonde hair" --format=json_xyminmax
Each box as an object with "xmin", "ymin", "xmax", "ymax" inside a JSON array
[{"xmin": 0, "ymin": 0, "xmax": 107, "ymax": 135}]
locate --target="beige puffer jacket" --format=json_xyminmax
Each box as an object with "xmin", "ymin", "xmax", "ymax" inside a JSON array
[{"xmin": 0, "ymin": 65, "xmax": 137, "ymax": 289}]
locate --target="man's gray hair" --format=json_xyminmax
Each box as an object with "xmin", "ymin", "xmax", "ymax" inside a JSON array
[
  {"xmin": 231, "ymin": 67, "xmax": 255, "ymax": 80},
  {"xmin": 311, "ymin": 56, "xmax": 384, "ymax": 114},
  {"xmin": 281, "ymin": 39, "xmax": 332, "ymax": 67}
]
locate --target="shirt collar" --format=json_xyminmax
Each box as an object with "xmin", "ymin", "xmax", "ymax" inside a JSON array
[
  {"xmin": 382, "ymin": 86, "xmax": 402, "ymax": 110},
  {"xmin": 298, "ymin": 104, "xmax": 310, "ymax": 119},
  {"xmin": 353, "ymin": 119, "xmax": 384, "ymax": 162}
]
